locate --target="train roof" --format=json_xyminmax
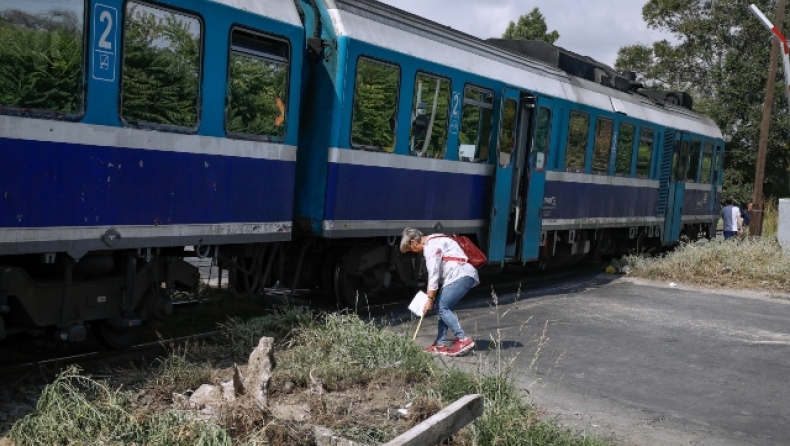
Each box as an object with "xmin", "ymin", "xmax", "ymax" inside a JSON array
[
  {"xmin": 209, "ymin": 0, "xmax": 302, "ymax": 27},
  {"xmin": 325, "ymin": 0, "xmax": 724, "ymax": 140}
]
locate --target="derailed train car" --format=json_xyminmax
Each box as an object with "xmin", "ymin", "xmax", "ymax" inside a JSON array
[{"xmin": 0, "ymin": 0, "xmax": 724, "ymax": 346}]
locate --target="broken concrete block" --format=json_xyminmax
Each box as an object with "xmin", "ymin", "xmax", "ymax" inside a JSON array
[
  {"xmin": 189, "ymin": 384, "xmax": 221, "ymax": 408},
  {"xmin": 220, "ymin": 381, "xmax": 236, "ymax": 403},
  {"xmin": 243, "ymin": 337, "xmax": 275, "ymax": 406}
]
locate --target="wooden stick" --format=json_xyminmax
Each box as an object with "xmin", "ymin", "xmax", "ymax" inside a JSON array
[{"xmin": 412, "ymin": 314, "xmax": 424, "ymax": 342}]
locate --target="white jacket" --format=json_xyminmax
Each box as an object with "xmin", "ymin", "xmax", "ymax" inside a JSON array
[{"xmin": 423, "ymin": 235, "xmax": 480, "ymax": 291}]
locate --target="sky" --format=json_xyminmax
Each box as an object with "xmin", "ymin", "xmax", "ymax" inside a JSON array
[{"xmin": 378, "ymin": 0, "xmax": 674, "ymax": 67}]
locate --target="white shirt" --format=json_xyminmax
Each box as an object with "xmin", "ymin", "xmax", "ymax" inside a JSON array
[
  {"xmin": 423, "ymin": 235, "xmax": 480, "ymax": 291},
  {"xmin": 722, "ymin": 205, "xmax": 741, "ymax": 232}
]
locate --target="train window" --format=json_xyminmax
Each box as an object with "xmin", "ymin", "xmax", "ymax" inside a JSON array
[
  {"xmin": 226, "ymin": 29, "xmax": 289, "ymax": 141},
  {"xmin": 687, "ymin": 139, "xmax": 702, "ymax": 182},
  {"xmin": 351, "ymin": 58, "xmax": 400, "ymax": 152},
  {"xmin": 459, "ymin": 86, "xmax": 493, "ymax": 162},
  {"xmin": 713, "ymin": 146, "xmax": 722, "ymax": 184},
  {"xmin": 565, "ymin": 111, "xmax": 589, "ymax": 173},
  {"xmin": 532, "ymin": 107, "xmax": 552, "ymax": 171},
  {"xmin": 592, "ymin": 117, "xmax": 613, "ymax": 174},
  {"xmin": 410, "ymin": 73, "xmax": 450, "ymax": 158},
  {"xmin": 677, "ymin": 140, "xmax": 689, "ymax": 182},
  {"xmin": 701, "ymin": 142, "xmax": 713, "ymax": 184},
  {"xmin": 615, "ymin": 123, "xmax": 635, "ymax": 176},
  {"xmin": 636, "ymin": 127, "xmax": 654, "ymax": 178},
  {"xmin": 121, "ymin": 2, "xmax": 202, "ymax": 129},
  {"xmin": 497, "ymin": 98, "xmax": 518, "ymax": 167},
  {"xmin": 0, "ymin": 1, "xmax": 84, "ymax": 116}
]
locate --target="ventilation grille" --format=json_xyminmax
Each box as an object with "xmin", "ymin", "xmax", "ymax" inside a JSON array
[{"xmin": 657, "ymin": 129, "xmax": 675, "ymax": 218}]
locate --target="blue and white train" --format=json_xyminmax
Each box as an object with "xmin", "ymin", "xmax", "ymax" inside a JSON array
[{"xmin": 0, "ymin": 0, "xmax": 724, "ymax": 346}]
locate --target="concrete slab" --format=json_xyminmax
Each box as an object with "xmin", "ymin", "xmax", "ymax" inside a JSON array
[{"xmin": 409, "ymin": 274, "xmax": 790, "ymax": 445}]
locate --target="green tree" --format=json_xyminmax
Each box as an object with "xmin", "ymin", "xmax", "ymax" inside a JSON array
[
  {"xmin": 0, "ymin": 9, "xmax": 83, "ymax": 115},
  {"xmin": 614, "ymin": 0, "xmax": 790, "ymax": 201},
  {"xmin": 121, "ymin": 4, "xmax": 201, "ymax": 127},
  {"xmin": 502, "ymin": 8, "xmax": 560, "ymax": 44},
  {"xmin": 351, "ymin": 59, "xmax": 400, "ymax": 151},
  {"xmin": 227, "ymin": 53, "xmax": 288, "ymax": 140}
]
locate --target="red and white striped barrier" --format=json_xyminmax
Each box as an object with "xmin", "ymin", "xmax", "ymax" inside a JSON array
[{"xmin": 750, "ymin": 4, "xmax": 790, "ymax": 107}]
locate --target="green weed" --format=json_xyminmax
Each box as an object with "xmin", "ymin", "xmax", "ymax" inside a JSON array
[
  {"xmin": 277, "ymin": 313, "xmax": 433, "ymax": 391},
  {"xmin": 625, "ymin": 237, "xmax": 790, "ymax": 292},
  {"xmin": 218, "ymin": 305, "xmax": 315, "ymax": 359},
  {"xmin": 8, "ymin": 366, "xmax": 231, "ymax": 446}
]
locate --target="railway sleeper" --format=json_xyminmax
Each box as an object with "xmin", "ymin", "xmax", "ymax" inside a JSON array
[{"xmin": 0, "ymin": 253, "xmax": 199, "ymax": 347}]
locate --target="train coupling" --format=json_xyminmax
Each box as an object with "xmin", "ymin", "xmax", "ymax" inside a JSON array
[{"xmin": 55, "ymin": 324, "xmax": 87, "ymax": 342}]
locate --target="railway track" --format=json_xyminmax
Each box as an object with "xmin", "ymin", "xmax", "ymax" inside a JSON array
[{"xmin": 0, "ymin": 331, "xmax": 218, "ymax": 381}]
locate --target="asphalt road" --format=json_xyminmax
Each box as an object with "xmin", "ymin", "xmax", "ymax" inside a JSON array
[{"xmin": 410, "ymin": 273, "xmax": 790, "ymax": 445}]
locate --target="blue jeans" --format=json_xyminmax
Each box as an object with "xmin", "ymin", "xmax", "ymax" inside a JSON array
[
  {"xmin": 723, "ymin": 231, "xmax": 737, "ymax": 240},
  {"xmin": 435, "ymin": 276, "xmax": 476, "ymax": 344}
]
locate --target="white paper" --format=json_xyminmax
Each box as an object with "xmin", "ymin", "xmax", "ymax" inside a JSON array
[
  {"xmin": 458, "ymin": 144, "xmax": 476, "ymax": 161},
  {"xmin": 408, "ymin": 291, "xmax": 429, "ymax": 317}
]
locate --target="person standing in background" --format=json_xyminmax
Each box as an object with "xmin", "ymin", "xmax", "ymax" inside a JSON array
[
  {"xmin": 721, "ymin": 197, "xmax": 742, "ymax": 240},
  {"xmin": 741, "ymin": 202, "xmax": 753, "ymax": 235}
]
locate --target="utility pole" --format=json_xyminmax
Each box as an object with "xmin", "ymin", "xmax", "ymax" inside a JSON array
[{"xmin": 751, "ymin": 0, "xmax": 787, "ymax": 236}]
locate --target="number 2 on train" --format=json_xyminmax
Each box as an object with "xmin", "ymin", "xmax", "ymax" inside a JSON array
[
  {"xmin": 92, "ymin": 4, "xmax": 118, "ymax": 82},
  {"xmin": 449, "ymin": 91, "xmax": 461, "ymax": 134}
]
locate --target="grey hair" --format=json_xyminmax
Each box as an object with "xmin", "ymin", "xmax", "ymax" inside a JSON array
[{"xmin": 400, "ymin": 227, "xmax": 424, "ymax": 253}]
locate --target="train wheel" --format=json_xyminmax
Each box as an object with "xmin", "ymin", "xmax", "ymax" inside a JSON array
[
  {"xmin": 320, "ymin": 249, "xmax": 342, "ymax": 301},
  {"xmin": 334, "ymin": 265, "xmax": 365, "ymax": 310},
  {"xmin": 92, "ymin": 321, "xmax": 144, "ymax": 350},
  {"xmin": 230, "ymin": 257, "xmax": 257, "ymax": 296}
]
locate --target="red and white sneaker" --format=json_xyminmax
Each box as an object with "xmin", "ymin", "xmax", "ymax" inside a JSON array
[
  {"xmin": 423, "ymin": 343, "xmax": 449, "ymax": 355},
  {"xmin": 446, "ymin": 337, "xmax": 475, "ymax": 357}
]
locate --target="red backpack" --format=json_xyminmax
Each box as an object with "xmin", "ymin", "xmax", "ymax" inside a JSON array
[{"xmin": 430, "ymin": 234, "xmax": 487, "ymax": 268}]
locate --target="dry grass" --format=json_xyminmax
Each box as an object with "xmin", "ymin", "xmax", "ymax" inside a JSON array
[
  {"xmin": 625, "ymin": 237, "xmax": 790, "ymax": 293},
  {"xmin": 762, "ymin": 198, "xmax": 779, "ymax": 237}
]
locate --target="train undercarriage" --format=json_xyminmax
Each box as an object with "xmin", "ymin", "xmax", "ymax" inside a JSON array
[{"xmin": 0, "ymin": 249, "xmax": 199, "ymax": 348}]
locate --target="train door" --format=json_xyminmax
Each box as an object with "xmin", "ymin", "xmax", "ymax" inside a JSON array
[
  {"xmin": 663, "ymin": 131, "xmax": 690, "ymax": 243},
  {"xmin": 704, "ymin": 142, "xmax": 717, "ymax": 213},
  {"xmin": 520, "ymin": 97, "xmax": 553, "ymax": 262},
  {"xmin": 488, "ymin": 88, "xmax": 534, "ymax": 263}
]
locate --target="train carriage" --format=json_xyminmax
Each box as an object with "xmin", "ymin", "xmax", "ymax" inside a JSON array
[
  {"xmin": 289, "ymin": 0, "xmax": 725, "ymax": 304},
  {"xmin": 0, "ymin": 0, "xmax": 305, "ymax": 345}
]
